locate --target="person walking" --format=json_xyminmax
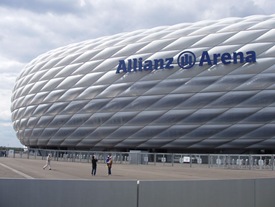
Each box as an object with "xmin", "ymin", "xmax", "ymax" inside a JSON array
[
  {"xmin": 91, "ymin": 155, "xmax": 98, "ymax": 176},
  {"xmin": 43, "ymin": 154, "xmax": 52, "ymax": 170},
  {"xmin": 106, "ymin": 155, "xmax": 113, "ymax": 175}
]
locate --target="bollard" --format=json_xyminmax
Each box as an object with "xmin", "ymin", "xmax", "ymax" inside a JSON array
[{"xmin": 272, "ymin": 155, "xmax": 274, "ymax": 171}]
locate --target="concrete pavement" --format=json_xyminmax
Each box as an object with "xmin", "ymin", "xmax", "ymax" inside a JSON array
[{"xmin": 1, "ymin": 157, "xmax": 275, "ymax": 180}]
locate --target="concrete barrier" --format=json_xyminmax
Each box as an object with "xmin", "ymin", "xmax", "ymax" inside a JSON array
[
  {"xmin": 0, "ymin": 179, "xmax": 137, "ymax": 207},
  {"xmin": 1, "ymin": 178, "xmax": 275, "ymax": 207},
  {"xmin": 138, "ymin": 179, "xmax": 275, "ymax": 207}
]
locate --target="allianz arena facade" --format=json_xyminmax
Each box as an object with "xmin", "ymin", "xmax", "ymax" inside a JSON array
[{"xmin": 11, "ymin": 15, "xmax": 275, "ymax": 153}]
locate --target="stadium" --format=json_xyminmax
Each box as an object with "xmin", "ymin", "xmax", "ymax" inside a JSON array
[{"xmin": 11, "ymin": 14, "xmax": 275, "ymax": 153}]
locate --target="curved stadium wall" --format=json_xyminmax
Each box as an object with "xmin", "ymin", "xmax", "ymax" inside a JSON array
[{"xmin": 11, "ymin": 15, "xmax": 275, "ymax": 153}]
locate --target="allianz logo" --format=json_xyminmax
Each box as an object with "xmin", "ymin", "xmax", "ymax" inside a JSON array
[{"xmin": 116, "ymin": 50, "xmax": 256, "ymax": 74}]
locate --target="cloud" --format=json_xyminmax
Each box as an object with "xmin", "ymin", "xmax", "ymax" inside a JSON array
[
  {"xmin": 0, "ymin": 92, "xmax": 21, "ymax": 147},
  {"xmin": 0, "ymin": 0, "xmax": 85, "ymax": 14},
  {"xmin": 0, "ymin": 0, "xmax": 273, "ymax": 65},
  {"xmin": 0, "ymin": 73, "xmax": 17, "ymax": 90},
  {"xmin": 0, "ymin": 123, "xmax": 22, "ymax": 147},
  {"xmin": 0, "ymin": 88, "xmax": 13, "ymax": 120},
  {"xmin": 229, "ymin": 0, "xmax": 265, "ymax": 17}
]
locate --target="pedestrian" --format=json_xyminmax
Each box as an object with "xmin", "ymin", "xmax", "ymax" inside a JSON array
[
  {"xmin": 91, "ymin": 155, "xmax": 98, "ymax": 176},
  {"xmin": 43, "ymin": 154, "xmax": 52, "ymax": 170},
  {"xmin": 106, "ymin": 155, "xmax": 113, "ymax": 175}
]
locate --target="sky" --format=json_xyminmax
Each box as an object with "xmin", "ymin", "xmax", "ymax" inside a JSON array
[{"xmin": 0, "ymin": 0, "xmax": 274, "ymax": 148}]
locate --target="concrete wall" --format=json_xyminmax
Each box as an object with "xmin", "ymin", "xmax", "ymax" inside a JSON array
[
  {"xmin": 139, "ymin": 179, "xmax": 275, "ymax": 207},
  {"xmin": 1, "ymin": 178, "xmax": 275, "ymax": 207},
  {"xmin": 0, "ymin": 179, "xmax": 137, "ymax": 207}
]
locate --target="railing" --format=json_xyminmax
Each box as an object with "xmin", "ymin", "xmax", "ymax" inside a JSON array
[{"xmin": 5, "ymin": 148, "xmax": 275, "ymax": 170}]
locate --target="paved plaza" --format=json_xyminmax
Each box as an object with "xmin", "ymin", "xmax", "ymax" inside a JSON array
[{"xmin": 1, "ymin": 157, "xmax": 275, "ymax": 180}]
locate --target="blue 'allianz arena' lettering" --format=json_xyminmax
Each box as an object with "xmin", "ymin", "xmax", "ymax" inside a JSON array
[
  {"xmin": 116, "ymin": 58, "xmax": 174, "ymax": 73},
  {"xmin": 199, "ymin": 51, "xmax": 256, "ymax": 66},
  {"xmin": 116, "ymin": 51, "xmax": 256, "ymax": 73}
]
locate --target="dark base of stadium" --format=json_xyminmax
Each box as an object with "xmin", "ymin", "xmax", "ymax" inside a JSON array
[{"xmin": 29, "ymin": 146, "xmax": 275, "ymax": 154}]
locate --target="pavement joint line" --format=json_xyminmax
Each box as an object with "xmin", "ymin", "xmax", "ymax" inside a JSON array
[{"xmin": 0, "ymin": 162, "xmax": 34, "ymax": 179}]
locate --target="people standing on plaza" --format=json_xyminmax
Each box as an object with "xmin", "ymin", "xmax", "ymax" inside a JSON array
[
  {"xmin": 43, "ymin": 154, "xmax": 52, "ymax": 170},
  {"xmin": 91, "ymin": 155, "xmax": 98, "ymax": 176},
  {"xmin": 106, "ymin": 155, "xmax": 113, "ymax": 175}
]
